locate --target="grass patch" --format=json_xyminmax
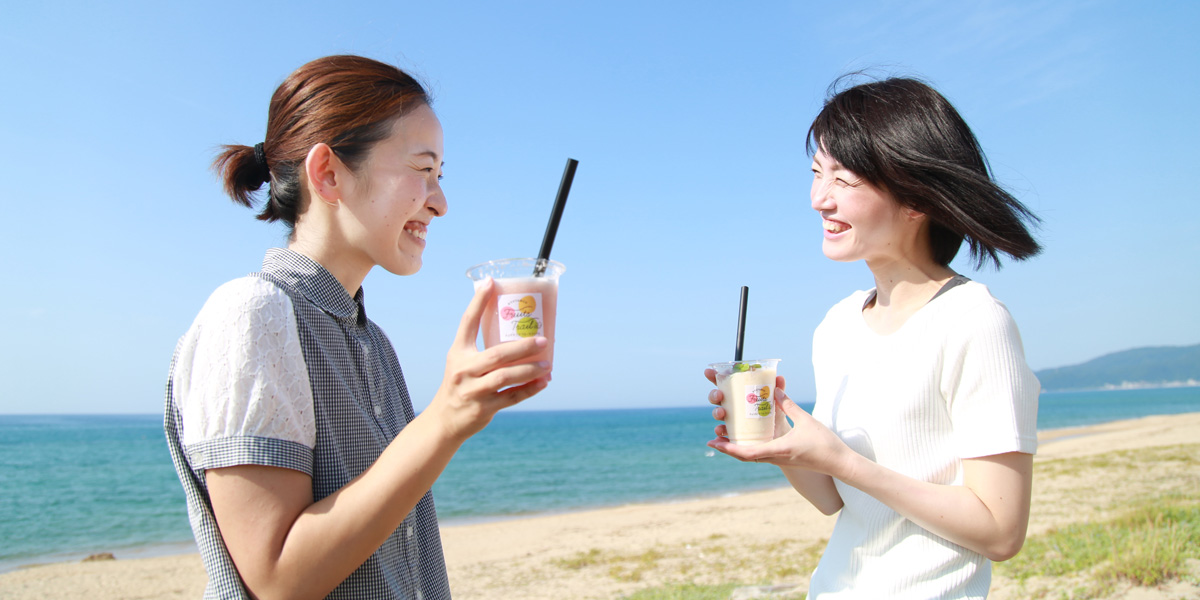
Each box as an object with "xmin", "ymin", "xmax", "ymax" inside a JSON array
[
  {"xmin": 553, "ymin": 548, "xmax": 607, "ymax": 570},
  {"xmin": 553, "ymin": 547, "xmax": 669, "ymax": 582},
  {"xmin": 999, "ymin": 498, "xmax": 1200, "ymax": 591},
  {"xmin": 554, "ymin": 537, "xmax": 827, "ymax": 592},
  {"xmin": 621, "ymin": 582, "xmax": 739, "ymax": 600},
  {"xmin": 1036, "ymin": 443, "xmax": 1200, "ymax": 479},
  {"xmin": 608, "ymin": 549, "xmax": 668, "ymax": 582}
]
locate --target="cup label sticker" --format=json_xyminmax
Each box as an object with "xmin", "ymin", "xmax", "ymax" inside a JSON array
[
  {"xmin": 497, "ymin": 292, "xmax": 543, "ymax": 342},
  {"xmin": 744, "ymin": 383, "xmax": 773, "ymax": 419}
]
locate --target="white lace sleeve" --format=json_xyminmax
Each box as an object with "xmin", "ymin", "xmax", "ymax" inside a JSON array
[{"xmin": 172, "ymin": 277, "xmax": 316, "ymax": 450}]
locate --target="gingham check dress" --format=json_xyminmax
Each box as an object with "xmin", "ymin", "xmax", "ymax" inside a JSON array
[{"xmin": 164, "ymin": 248, "xmax": 451, "ymax": 599}]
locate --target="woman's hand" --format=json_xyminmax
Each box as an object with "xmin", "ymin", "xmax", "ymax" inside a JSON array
[
  {"xmin": 704, "ymin": 370, "xmax": 846, "ymax": 514},
  {"xmin": 705, "ymin": 369, "xmax": 793, "ymax": 442},
  {"xmin": 429, "ymin": 277, "xmax": 552, "ymax": 441},
  {"xmin": 708, "ymin": 385, "xmax": 850, "ymax": 476}
]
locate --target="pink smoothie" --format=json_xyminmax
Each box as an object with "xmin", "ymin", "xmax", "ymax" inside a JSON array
[{"xmin": 476, "ymin": 275, "xmax": 558, "ymax": 366}]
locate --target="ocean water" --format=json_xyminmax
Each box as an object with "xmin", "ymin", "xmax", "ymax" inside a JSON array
[{"xmin": 2, "ymin": 386, "xmax": 1198, "ymax": 572}]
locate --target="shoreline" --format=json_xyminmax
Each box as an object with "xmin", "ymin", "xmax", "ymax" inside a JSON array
[
  {"xmin": 0, "ymin": 484, "xmax": 793, "ymax": 575},
  {"xmin": 1043, "ymin": 380, "xmax": 1200, "ymax": 393},
  {"xmin": 3, "ymin": 411, "xmax": 1196, "ymax": 574},
  {"xmin": 3, "ymin": 411, "xmax": 1199, "ymax": 599}
]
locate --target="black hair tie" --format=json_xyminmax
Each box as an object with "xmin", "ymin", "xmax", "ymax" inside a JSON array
[{"xmin": 253, "ymin": 142, "xmax": 270, "ymax": 180}]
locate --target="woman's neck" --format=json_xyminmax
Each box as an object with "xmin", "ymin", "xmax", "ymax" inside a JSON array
[
  {"xmin": 288, "ymin": 219, "xmax": 372, "ymax": 297},
  {"xmin": 862, "ymin": 256, "xmax": 957, "ymax": 334}
]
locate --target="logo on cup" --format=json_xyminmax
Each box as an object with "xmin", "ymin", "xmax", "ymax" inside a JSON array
[
  {"xmin": 519, "ymin": 295, "xmax": 537, "ymax": 314},
  {"xmin": 515, "ymin": 317, "xmax": 540, "ymax": 338},
  {"xmin": 500, "ymin": 306, "xmax": 516, "ymax": 321}
]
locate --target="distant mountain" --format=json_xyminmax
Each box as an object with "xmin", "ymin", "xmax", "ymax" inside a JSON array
[{"xmin": 1035, "ymin": 344, "xmax": 1200, "ymax": 392}]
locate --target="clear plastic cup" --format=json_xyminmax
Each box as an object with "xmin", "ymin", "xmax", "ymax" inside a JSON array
[
  {"xmin": 708, "ymin": 359, "xmax": 781, "ymax": 445},
  {"xmin": 466, "ymin": 258, "xmax": 565, "ymax": 366}
]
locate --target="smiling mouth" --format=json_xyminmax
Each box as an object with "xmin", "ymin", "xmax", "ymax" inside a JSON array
[
  {"xmin": 823, "ymin": 220, "xmax": 850, "ymax": 234},
  {"xmin": 404, "ymin": 227, "xmax": 427, "ymax": 241}
]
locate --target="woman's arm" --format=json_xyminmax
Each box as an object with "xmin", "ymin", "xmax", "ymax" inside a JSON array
[
  {"xmin": 841, "ymin": 450, "xmax": 1032, "ymax": 561},
  {"xmin": 207, "ymin": 278, "xmax": 551, "ymax": 599},
  {"xmin": 706, "ymin": 373, "xmax": 844, "ymax": 515},
  {"xmin": 710, "ymin": 386, "xmax": 1033, "ymax": 561}
]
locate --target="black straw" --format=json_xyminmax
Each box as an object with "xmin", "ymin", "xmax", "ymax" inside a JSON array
[
  {"xmin": 734, "ymin": 286, "xmax": 748, "ymax": 361},
  {"xmin": 534, "ymin": 158, "xmax": 579, "ymax": 276}
]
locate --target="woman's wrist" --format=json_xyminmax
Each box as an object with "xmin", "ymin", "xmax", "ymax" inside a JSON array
[
  {"xmin": 415, "ymin": 397, "xmax": 477, "ymax": 448},
  {"xmin": 824, "ymin": 440, "xmax": 863, "ymax": 482}
]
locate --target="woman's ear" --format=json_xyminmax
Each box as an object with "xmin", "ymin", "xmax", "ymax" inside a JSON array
[
  {"xmin": 903, "ymin": 207, "xmax": 927, "ymax": 222},
  {"xmin": 304, "ymin": 143, "xmax": 344, "ymax": 207}
]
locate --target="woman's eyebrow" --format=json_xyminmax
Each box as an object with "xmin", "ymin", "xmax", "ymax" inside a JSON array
[{"xmin": 411, "ymin": 150, "xmax": 442, "ymax": 162}]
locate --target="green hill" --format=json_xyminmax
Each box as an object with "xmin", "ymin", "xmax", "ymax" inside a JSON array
[{"xmin": 1035, "ymin": 343, "xmax": 1200, "ymax": 392}]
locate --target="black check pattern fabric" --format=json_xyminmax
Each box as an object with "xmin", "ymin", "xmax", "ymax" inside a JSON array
[{"xmin": 164, "ymin": 248, "xmax": 450, "ymax": 599}]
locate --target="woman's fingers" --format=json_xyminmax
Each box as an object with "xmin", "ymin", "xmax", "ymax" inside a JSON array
[
  {"xmin": 706, "ymin": 369, "xmax": 725, "ymax": 422},
  {"xmin": 776, "ymin": 387, "xmax": 809, "ymax": 421},
  {"xmin": 711, "ymin": 405, "xmax": 726, "ymax": 421},
  {"xmin": 454, "ymin": 277, "xmax": 494, "ymax": 349},
  {"xmin": 707, "ymin": 387, "xmax": 724, "ymax": 407},
  {"xmin": 707, "ymin": 437, "xmax": 769, "ymax": 463},
  {"xmin": 456, "ymin": 337, "xmax": 548, "ymax": 380},
  {"xmin": 703, "ymin": 368, "xmax": 718, "ymax": 385},
  {"xmin": 494, "ymin": 376, "xmax": 552, "ymax": 409},
  {"xmin": 477, "ymin": 359, "xmax": 552, "ymax": 393}
]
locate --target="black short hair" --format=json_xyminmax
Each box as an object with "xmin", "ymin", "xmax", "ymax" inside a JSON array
[{"xmin": 807, "ymin": 76, "xmax": 1041, "ymax": 269}]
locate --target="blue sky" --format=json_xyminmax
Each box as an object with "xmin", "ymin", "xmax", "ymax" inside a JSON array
[{"xmin": 1, "ymin": 1, "xmax": 1197, "ymax": 414}]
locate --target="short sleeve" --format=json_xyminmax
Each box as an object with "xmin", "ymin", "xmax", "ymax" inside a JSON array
[
  {"xmin": 941, "ymin": 297, "xmax": 1040, "ymax": 458},
  {"xmin": 171, "ymin": 277, "xmax": 316, "ymax": 474}
]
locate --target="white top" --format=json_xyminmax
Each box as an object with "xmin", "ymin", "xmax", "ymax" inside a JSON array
[
  {"xmin": 171, "ymin": 277, "xmax": 316, "ymax": 450},
  {"xmin": 807, "ymin": 281, "xmax": 1039, "ymax": 599}
]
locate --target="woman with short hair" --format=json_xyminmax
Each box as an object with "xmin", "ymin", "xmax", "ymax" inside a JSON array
[{"xmin": 707, "ymin": 76, "xmax": 1041, "ymax": 599}]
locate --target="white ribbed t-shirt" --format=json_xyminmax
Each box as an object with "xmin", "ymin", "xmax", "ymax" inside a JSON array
[{"xmin": 807, "ymin": 281, "xmax": 1039, "ymax": 599}]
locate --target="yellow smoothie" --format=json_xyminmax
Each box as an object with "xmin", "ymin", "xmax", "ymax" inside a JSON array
[{"xmin": 710, "ymin": 360, "xmax": 780, "ymax": 445}]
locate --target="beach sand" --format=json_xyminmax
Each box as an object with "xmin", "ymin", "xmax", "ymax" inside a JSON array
[{"xmin": 3, "ymin": 412, "xmax": 1197, "ymax": 600}]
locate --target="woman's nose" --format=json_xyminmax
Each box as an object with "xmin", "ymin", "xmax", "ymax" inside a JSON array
[
  {"xmin": 427, "ymin": 186, "xmax": 448, "ymax": 217},
  {"xmin": 810, "ymin": 180, "xmax": 832, "ymax": 211}
]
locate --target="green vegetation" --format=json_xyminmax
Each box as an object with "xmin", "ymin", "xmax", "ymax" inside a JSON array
[
  {"xmin": 621, "ymin": 583, "xmax": 739, "ymax": 600},
  {"xmin": 561, "ymin": 440, "xmax": 1200, "ymax": 599},
  {"xmin": 998, "ymin": 497, "xmax": 1200, "ymax": 597},
  {"xmin": 552, "ymin": 548, "xmax": 607, "ymax": 570},
  {"xmin": 552, "ymin": 547, "xmax": 668, "ymax": 582},
  {"xmin": 608, "ymin": 549, "xmax": 669, "ymax": 582},
  {"xmin": 1036, "ymin": 444, "xmax": 1200, "ymax": 479},
  {"xmin": 556, "ymin": 537, "xmax": 826, "ymax": 599}
]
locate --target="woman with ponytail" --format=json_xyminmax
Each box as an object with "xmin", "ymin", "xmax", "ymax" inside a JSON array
[
  {"xmin": 165, "ymin": 55, "xmax": 551, "ymax": 600},
  {"xmin": 706, "ymin": 76, "xmax": 1042, "ymax": 598}
]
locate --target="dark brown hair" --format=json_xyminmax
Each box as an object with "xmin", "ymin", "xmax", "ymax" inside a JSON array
[
  {"xmin": 213, "ymin": 55, "xmax": 431, "ymax": 228},
  {"xmin": 807, "ymin": 76, "xmax": 1041, "ymax": 269}
]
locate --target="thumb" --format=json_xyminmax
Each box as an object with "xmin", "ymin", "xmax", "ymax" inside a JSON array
[
  {"xmin": 455, "ymin": 277, "xmax": 493, "ymax": 349},
  {"xmin": 775, "ymin": 387, "xmax": 807, "ymax": 420}
]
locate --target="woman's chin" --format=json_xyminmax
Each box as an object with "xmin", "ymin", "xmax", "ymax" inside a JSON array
[
  {"xmin": 821, "ymin": 245, "xmax": 858, "ymax": 263},
  {"xmin": 381, "ymin": 255, "xmax": 422, "ymax": 277}
]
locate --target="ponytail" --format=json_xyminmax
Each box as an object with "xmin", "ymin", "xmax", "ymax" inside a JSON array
[{"xmin": 211, "ymin": 55, "xmax": 431, "ymax": 230}]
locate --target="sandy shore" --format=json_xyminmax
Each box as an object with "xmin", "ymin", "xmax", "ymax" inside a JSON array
[{"xmin": 3, "ymin": 412, "xmax": 1198, "ymax": 599}]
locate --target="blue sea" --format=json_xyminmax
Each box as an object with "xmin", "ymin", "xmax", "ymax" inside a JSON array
[{"xmin": 2, "ymin": 387, "xmax": 1199, "ymax": 573}]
